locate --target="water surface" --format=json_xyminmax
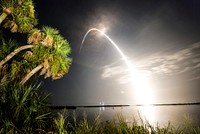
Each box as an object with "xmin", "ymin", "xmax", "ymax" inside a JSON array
[{"xmin": 54, "ymin": 105, "xmax": 200, "ymax": 127}]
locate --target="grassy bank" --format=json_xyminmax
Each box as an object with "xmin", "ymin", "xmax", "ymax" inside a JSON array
[
  {"xmin": 1, "ymin": 84, "xmax": 200, "ymax": 133},
  {"xmin": 38, "ymin": 109, "xmax": 200, "ymax": 134}
]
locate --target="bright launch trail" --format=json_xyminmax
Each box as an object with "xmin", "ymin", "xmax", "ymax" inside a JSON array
[
  {"xmin": 79, "ymin": 28, "xmax": 155, "ymax": 123},
  {"xmin": 79, "ymin": 28, "xmax": 133, "ymax": 70},
  {"xmin": 79, "ymin": 27, "xmax": 155, "ymax": 104}
]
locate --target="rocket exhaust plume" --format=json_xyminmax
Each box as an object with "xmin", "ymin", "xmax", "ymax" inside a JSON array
[{"xmin": 79, "ymin": 28, "xmax": 133, "ymax": 70}]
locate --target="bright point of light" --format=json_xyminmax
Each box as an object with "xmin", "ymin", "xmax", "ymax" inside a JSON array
[
  {"xmin": 100, "ymin": 27, "xmax": 107, "ymax": 35},
  {"xmin": 99, "ymin": 101, "xmax": 105, "ymax": 111}
]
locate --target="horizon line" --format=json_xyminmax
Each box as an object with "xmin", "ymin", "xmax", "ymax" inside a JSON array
[{"xmin": 49, "ymin": 102, "xmax": 200, "ymax": 109}]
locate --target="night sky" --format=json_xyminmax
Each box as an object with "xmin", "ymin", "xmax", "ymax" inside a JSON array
[{"xmin": 35, "ymin": 0, "xmax": 200, "ymax": 106}]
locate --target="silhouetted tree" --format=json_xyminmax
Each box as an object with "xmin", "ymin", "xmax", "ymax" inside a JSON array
[
  {"xmin": 0, "ymin": 0, "xmax": 72, "ymax": 133},
  {"xmin": 0, "ymin": 0, "xmax": 72, "ymax": 85}
]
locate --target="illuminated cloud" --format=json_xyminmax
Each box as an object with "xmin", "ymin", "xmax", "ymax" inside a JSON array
[
  {"xmin": 101, "ymin": 61, "xmax": 132, "ymax": 84},
  {"xmin": 137, "ymin": 42, "xmax": 200, "ymax": 76},
  {"xmin": 85, "ymin": 8, "xmax": 119, "ymax": 33},
  {"xmin": 101, "ymin": 42, "xmax": 200, "ymax": 83}
]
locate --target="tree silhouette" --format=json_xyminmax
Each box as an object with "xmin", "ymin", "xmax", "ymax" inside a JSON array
[
  {"xmin": 0, "ymin": 1, "xmax": 72, "ymax": 85},
  {"xmin": 0, "ymin": 0, "xmax": 72, "ymax": 132}
]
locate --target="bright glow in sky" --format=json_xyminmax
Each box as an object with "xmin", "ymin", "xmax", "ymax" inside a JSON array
[
  {"xmin": 132, "ymin": 69, "xmax": 155, "ymax": 123},
  {"xmin": 37, "ymin": 0, "xmax": 200, "ymax": 125},
  {"xmin": 132, "ymin": 69, "xmax": 155, "ymax": 104},
  {"xmin": 39, "ymin": 0, "xmax": 200, "ymax": 108},
  {"xmin": 80, "ymin": 28, "xmax": 155, "ymax": 103},
  {"xmin": 83, "ymin": 28, "xmax": 155, "ymax": 104},
  {"xmin": 80, "ymin": 28, "xmax": 156, "ymax": 122}
]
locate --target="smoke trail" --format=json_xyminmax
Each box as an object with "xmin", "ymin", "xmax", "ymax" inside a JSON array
[
  {"xmin": 79, "ymin": 28, "xmax": 155, "ymax": 123},
  {"xmin": 79, "ymin": 28, "xmax": 133, "ymax": 70}
]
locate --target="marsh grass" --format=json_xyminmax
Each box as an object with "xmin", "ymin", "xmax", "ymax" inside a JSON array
[
  {"xmin": 180, "ymin": 114, "xmax": 200, "ymax": 134},
  {"xmin": 50, "ymin": 109, "xmax": 200, "ymax": 134},
  {"xmin": 53, "ymin": 109, "xmax": 69, "ymax": 134},
  {"xmin": 1, "ymin": 104, "xmax": 200, "ymax": 133},
  {"xmin": 0, "ymin": 83, "xmax": 51, "ymax": 134}
]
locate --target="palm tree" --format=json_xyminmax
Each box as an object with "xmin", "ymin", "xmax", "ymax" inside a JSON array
[
  {"xmin": 0, "ymin": 26, "xmax": 72, "ymax": 84},
  {"xmin": 0, "ymin": 1, "xmax": 72, "ymax": 132},
  {"xmin": 22, "ymin": 27, "xmax": 72, "ymax": 84},
  {"xmin": 0, "ymin": 0, "xmax": 37, "ymax": 33}
]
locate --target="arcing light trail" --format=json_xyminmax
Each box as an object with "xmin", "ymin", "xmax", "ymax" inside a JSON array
[
  {"xmin": 79, "ymin": 28, "xmax": 133, "ymax": 70},
  {"xmin": 79, "ymin": 28, "xmax": 155, "ymax": 124},
  {"xmin": 79, "ymin": 28, "xmax": 153, "ymax": 102}
]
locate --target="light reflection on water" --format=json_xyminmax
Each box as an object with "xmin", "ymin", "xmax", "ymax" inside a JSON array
[
  {"xmin": 137, "ymin": 105, "xmax": 155, "ymax": 125},
  {"xmin": 63, "ymin": 105, "xmax": 200, "ymax": 127}
]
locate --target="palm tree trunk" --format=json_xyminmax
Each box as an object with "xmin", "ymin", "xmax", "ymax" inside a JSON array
[
  {"xmin": 20, "ymin": 64, "xmax": 43, "ymax": 85},
  {"xmin": 0, "ymin": 12, "xmax": 8, "ymax": 24},
  {"xmin": 0, "ymin": 45, "xmax": 33, "ymax": 68},
  {"xmin": 0, "ymin": 8, "xmax": 11, "ymax": 24}
]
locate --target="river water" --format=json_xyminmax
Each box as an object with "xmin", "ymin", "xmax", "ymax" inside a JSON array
[{"xmin": 56, "ymin": 105, "xmax": 200, "ymax": 127}]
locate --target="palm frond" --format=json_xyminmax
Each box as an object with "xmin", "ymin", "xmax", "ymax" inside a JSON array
[
  {"xmin": 0, "ymin": 0, "xmax": 37, "ymax": 33},
  {"xmin": 10, "ymin": 60, "xmax": 22, "ymax": 78},
  {"xmin": 42, "ymin": 26, "xmax": 59, "ymax": 36},
  {"xmin": 42, "ymin": 35, "xmax": 53, "ymax": 47},
  {"xmin": 28, "ymin": 28, "xmax": 42, "ymax": 44},
  {"xmin": 0, "ymin": 0, "xmax": 15, "ymax": 10},
  {"xmin": 0, "ymin": 39, "xmax": 17, "ymax": 60},
  {"xmin": 16, "ymin": 16, "xmax": 37, "ymax": 33}
]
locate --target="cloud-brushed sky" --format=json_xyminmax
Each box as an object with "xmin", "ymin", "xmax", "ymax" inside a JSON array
[
  {"xmin": 102, "ymin": 42, "xmax": 200, "ymax": 83},
  {"xmin": 35, "ymin": 0, "xmax": 200, "ymax": 105}
]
